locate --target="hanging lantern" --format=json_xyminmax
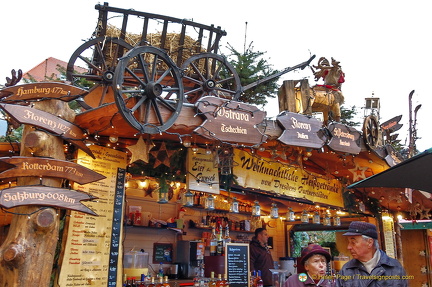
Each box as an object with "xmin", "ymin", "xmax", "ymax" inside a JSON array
[
  {"xmin": 334, "ymin": 215, "xmax": 341, "ymax": 226},
  {"xmin": 252, "ymin": 201, "xmax": 261, "ymax": 217},
  {"xmin": 231, "ymin": 197, "xmax": 239, "ymax": 213},
  {"xmin": 205, "ymin": 194, "xmax": 215, "ymax": 210},
  {"xmin": 287, "ymin": 208, "xmax": 295, "ymax": 221},
  {"xmin": 301, "ymin": 210, "xmax": 309, "ymax": 223},
  {"xmin": 313, "ymin": 212, "xmax": 320, "ymax": 224},
  {"xmin": 158, "ymin": 191, "xmax": 168, "ymax": 204},
  {"xmin": 270, "ymin": 203, "xmax": 279, "ymax": 219},
  {"xmin": 324, "ymin": 214, "xmax": 331, "ymax": 226},
  {"xmin": 183, "ymin": 190, "xmax": 194, "ymax": 207}
]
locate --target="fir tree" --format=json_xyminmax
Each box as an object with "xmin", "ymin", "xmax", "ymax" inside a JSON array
[{"xmin": 226, "ymin": 42, "xmax": 280, "ymax": 106}]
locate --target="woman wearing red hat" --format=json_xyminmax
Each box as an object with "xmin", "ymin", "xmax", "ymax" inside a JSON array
[{"xmin": 283, "ymin": 244, "xmax": 334, "ymax": 287}]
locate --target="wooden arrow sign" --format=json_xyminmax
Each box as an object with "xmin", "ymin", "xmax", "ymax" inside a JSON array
[
  {"xmin": 0, "ymin": 157, "xmax": 106, "ymax": 184},
  {"xmin": 0, "ymin": 185, "xmax": 98, "ymax": 216},
  {"xmin": 194, "ymin": 96, "xmax": 267, "ymax": 145},
  {"xmin": 0, "ymin": 103, "xmax": 95, "ymax": 159},
  {"xmin": 0, "ymin": 82, "xmax": 87, "ymax": 102},
  {"xmin": 277, "ymin": 112, "xmax": 325, "ymax": 148}
]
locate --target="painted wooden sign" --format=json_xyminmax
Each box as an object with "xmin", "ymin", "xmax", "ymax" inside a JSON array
[
  {"xmin": 0, "ymin": 103, "xmax": 95, "ymax": 158},
  {"xmin": 0, "ymin": 82, "xmax": 87, "ymax": 102},
  {"xmin": 186, "ymin": 148, "xmax": 220, "ymax": 194},
  {"xmin": 0, "ymin": 185, "xmax": 97, "ymax": 215},
  {"xmin": 277, "ymin": 112, "xmax": 325, "ymax": 148},
  {"xmin": 327, "ymin": 122, "xmax": 361, "ymax": 154},
  {"xmin": 0, "ymin": 157, "xmax": 106, "ymax": 184},
  {"xmin": 194, "ymin": 96, "xmax": 267, "ymax": 145},
  {"xmin": 380, "ymin": 115, "xmax": 403, "ymax": 133}
]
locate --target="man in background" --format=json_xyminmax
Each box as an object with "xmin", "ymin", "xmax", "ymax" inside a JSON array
[{"xmin": 250, "ymin": 228, "xmax": 274, "ymax": 286}]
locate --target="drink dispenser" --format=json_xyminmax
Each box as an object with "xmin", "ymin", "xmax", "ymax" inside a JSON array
[{"xmin": 123, "ymin": 250, "xmax": 149, "ymax": 277}]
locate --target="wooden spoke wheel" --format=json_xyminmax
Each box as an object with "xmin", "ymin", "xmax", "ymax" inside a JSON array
[
  {"xmin": 181, "ymin": 53, "xmax": 241, "ymax": 104},
  {"xmin": 113, "ymin": 46, "xmax": 183, "ymax": 134},
  {"xmin": 66, "ymin": 37, "xmax": 133, "ymax": 109},
  {"xmin": 363, "ymin": 115, "xmax": 380, "ymax": 149}
]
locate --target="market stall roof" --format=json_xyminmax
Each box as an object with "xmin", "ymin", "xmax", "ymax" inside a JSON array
[{"xmin": 347, "ymin": 148, "xmax": 432, "ymax": 192}]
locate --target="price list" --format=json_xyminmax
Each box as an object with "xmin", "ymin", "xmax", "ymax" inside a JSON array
[
  {"xmin": 225, "ymin": 243, "xmax": 249, "ymax": 287},
  {"xmin": 58, "ymin": 146, "xmax": 127, "ymax": 287}
]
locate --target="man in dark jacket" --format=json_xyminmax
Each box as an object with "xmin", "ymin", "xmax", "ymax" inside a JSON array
[
  {"xmin": 336, "ymin": 221, "xmax": 408, "ymax": 287},
  {"xmin": 250, "ymin": 228, "xmax": 274, "ymax": 286}
]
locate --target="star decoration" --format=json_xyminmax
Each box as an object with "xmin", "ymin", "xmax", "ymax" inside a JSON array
[
  {"xmin": 151, "ymin": 142, "xmax": 175, "ymax": 168},
  {"xmin": 420, "ymin": 266, "xmax": 427, "ymax": 274},
  {"xmin": 419, "ymin": 250, "xmax": 426, "ymax": 257},
  {"xmin": 348, "ymin": 163, "xmax": 369, "ymax": 182},
  {"xmin": 127, "ymin": 136, "xmax": 154, "ymax": 164},
  {"xmin": 420, "ymin": 208, "xmax": 431, "ymax": 220}
]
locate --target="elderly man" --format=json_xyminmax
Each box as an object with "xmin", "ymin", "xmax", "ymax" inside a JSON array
[
  {"xmin": 250, "ymin": 228, "xmax": 274, "ymax": 286},
  {"xmin": 336, "ymin": 221, "xmax": 408, "ymax": 287}
]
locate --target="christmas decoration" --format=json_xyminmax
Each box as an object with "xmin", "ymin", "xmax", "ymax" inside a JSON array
[
  {"xmin": 127, "ymin": 136, "xmax": 154, "ymax": 164},
  {"xmin": 151, "ymin": 142, "xmax": 175, "ymax": 168}
]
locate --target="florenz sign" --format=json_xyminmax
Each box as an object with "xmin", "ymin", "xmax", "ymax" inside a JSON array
[{"xmin": 0, "ymin": 103, "xmax": 94, "ymax": 158}]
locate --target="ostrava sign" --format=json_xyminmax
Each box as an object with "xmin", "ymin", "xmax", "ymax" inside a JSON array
[
  {"xmin": 194, "ymin": 96, "xmax": 267, "ymax": 145},
  {"xmin": 0, "ymin": 103, "xmax": 95, "ymax": 159},
  {"xmin": 0, "ymin": 185, "xmax": 97, "ymax": 215},
  {"xmin": 0, "ymin": 157, "xmax": 106, "ymax": 184},
  {"xmin": 0, "ymin": 82, "xmax": 87, "ymax": 102}
]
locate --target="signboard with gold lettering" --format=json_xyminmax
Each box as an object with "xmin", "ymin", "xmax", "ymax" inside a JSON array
[
  {"xmin": 194, "ymin": 96, "xmax": 267, "ymax": 145},
  {"xmin": 233, "ymin": 149, "xmax": 343, "ymax": 207},
  {"xmin": 277, "ymin": 112, "xmax": 325, "ymax": 148},
  {"xmin": 0, "ymin": 82, "xmax": 87, "ymax": 102},
  {"xmin": 0, "ymin": 185, "xmax": 97, "ymax": 215},
  {"xmin": 0, "ymin": 156, "xmax": 106, "ymax": 184},
  {"xmin": 58, "ymin": 145, "xmax": 127, "ymax": 286},
  {"xmin": 0, "ymin": 103, "xmax": 94, "ymax": 158},
  {"xmin": 187, "ymin": 148, "xmax": 220, "ymax": 194},
  {"xmin": 327, "ymin": 123, "xmax": 361, "ymax": 154}
]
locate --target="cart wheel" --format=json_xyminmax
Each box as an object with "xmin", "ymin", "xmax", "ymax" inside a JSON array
[
  {"xmin": 363, "ymin": 115, "xmax": 380, "ymax": 148},
  {"xmin": 113, "ymin": 46, "xmax": 184, "ymax": 134},
  {"xmin": 181, "ymin": 53, "xmax": 241, "ymax": 104},
  {"xmin": 66, "ymin": 37, "xmax": 133, "ymax": 109}
]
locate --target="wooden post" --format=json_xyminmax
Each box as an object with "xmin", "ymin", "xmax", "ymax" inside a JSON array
[{"xmin": 0, "ymin": 100, "xmax": 75, "ymax": 286}]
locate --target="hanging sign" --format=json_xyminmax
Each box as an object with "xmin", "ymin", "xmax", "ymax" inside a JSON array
[
  {"xmin": 380, "ymin": 115, "xmax": 403, "ymax": 133},
  {"xmin": 0, "ymin": 103, "xmax": 95, "ymax": 158},
  {"xmin": 0, "ymin": 82, "xmax": 87, "ymax": 102},
  {"xmin": 233, "ymin": 149, "xmax": 343, "ymax": 207},
  {"xmin": 187, "ymin": 148, "xmax": 219, "ymax": 194},
  {"xmin": 194, "ymin": 96, "xmax": 267, "ymax": 145},
  {"xmin": 327, "ymin": 122, "xmax": 361, "ymax": 154},
  {"xmin": 0, "ymin": 185, "xmax": 97, "ymax": 215},
  {"xmin": 0, "ymin": 156, "xmax": 106, "ymax": 184},
  {"xmin": 277, "ymin": 112, "xmax": 325, "ymax": 148}
]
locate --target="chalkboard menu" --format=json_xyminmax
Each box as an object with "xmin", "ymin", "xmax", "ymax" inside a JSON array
[
  {"xmin": 153, "ymin": 243, "xmax": 173, "ymax": 264},
  {"xmin": 225, "ymin": 243, "xmax": 249, "ymax": 287}
]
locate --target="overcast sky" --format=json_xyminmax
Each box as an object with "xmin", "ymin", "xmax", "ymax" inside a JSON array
[{"xmin": 1, "ymin": 0, "xmax": 431, "ymax": 152}]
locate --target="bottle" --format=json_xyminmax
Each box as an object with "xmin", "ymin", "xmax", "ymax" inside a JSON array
[
  {"xmin": 223, "ymin": 226, "xmax": 231, "ymax": 246},
  {"xmin": 210, "ymin": 227, "xmax": 217, "ymax": 256},
  {"xmin": 156, "ymin": 276, "xmax": 164, "ymax": 287},
  {"xmin": 158, "ymin": 262, "xmax": 164, "ymax": 278},
  {"xmin": 216, "ymin": 274, "xmax": 223, "ymax": 287},
  {"xmin": 209, "ymin": 272, "xmax": 217, "ymax": 287},
  {"xmin": 131, "ymin": 277, "xmax": 137, "ymax": 287},
  {"xmin": 147, "ymin": 277, "xmax": 155, "ymax": 287},
  {"xmin": 125, "ymin": 277, "xmax": 133, "ymax": 287},
  {"xmin": 250, "ymin": 271, "xmax": 256, "ymax": 287},
  {"xmin": 216, "ymin": 225, "xmax": 224, "ymax": 255},
  {"xmin": 139, "ymin": 274, "xmax": 146, "ymax": 287},
  {"xmin": 223, "ymin": 274, "xmax": 229, "ymax": 287},
  {"xmin": 163, "ymin": 276, "xmax": 170, "ymax": 287},
  {"xmin": 255, "ymin": 270, "xmax": 263, "ymax": 287}
]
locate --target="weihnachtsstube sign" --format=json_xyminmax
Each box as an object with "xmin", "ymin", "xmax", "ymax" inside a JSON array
[{"xmin": 233, "ymin": 149, "xmax": 343, "ymax": 207}]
